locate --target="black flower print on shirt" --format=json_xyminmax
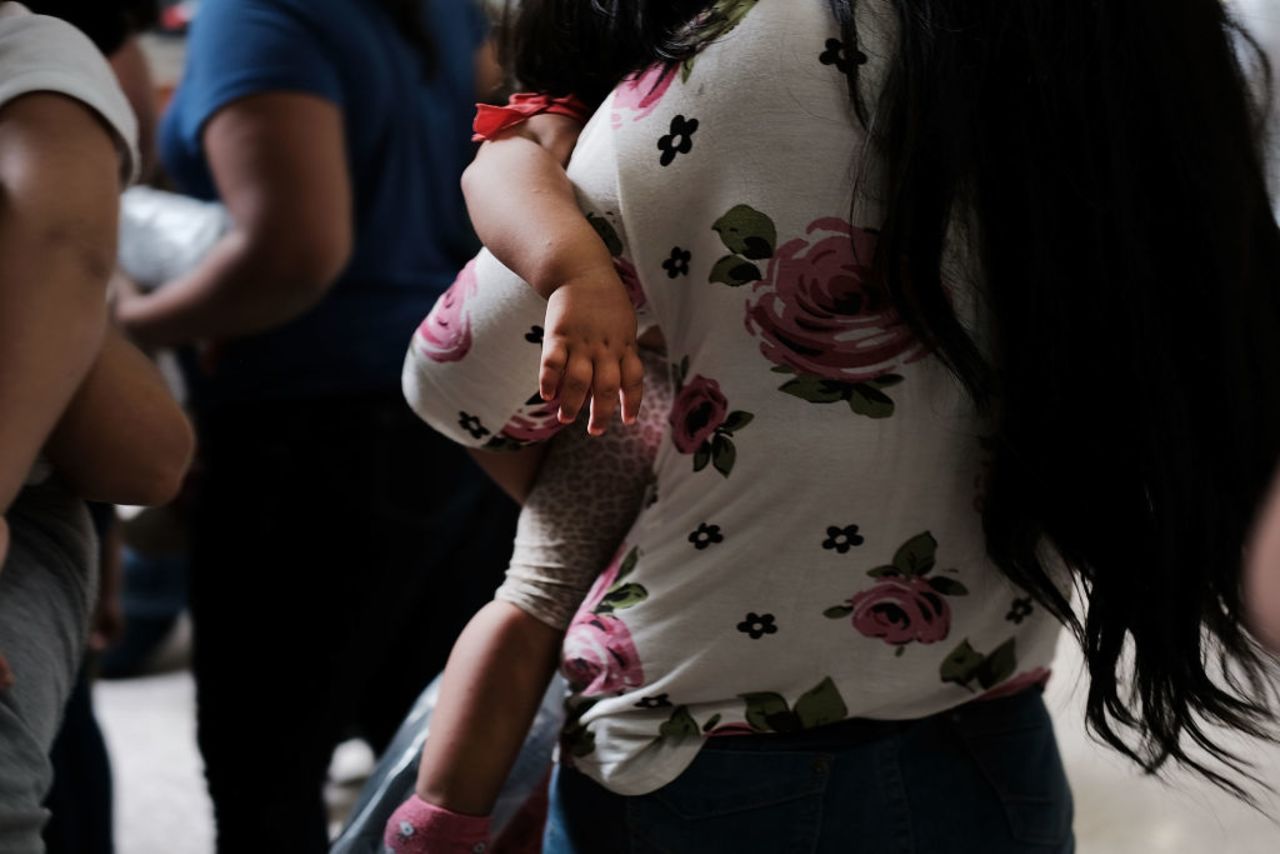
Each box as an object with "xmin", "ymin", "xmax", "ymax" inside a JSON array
[
  {"xmin": 823, "ymin": 525, "xmax": 865, "ymax": 554},
  {"xmin": 635, "ymin": 694, "xmax": 673, "ymax": 710},
  {"xmin": 663, "ymin": 247, "xmax": 692, "ymax": 278},
  {"xmin": 658, "ymin": 115, "xmax": 699, "ymax": 166},
  {"xmin": 1006, "ymin": 597, "xmax": 1034, "ymax": 625},
  {"xmin": 689, "ymin": 523, "xmax": 724, "ymax": 550},
  {"xmin": 737, "ymin": 612, "xmax": 778, "ymax": 640},
  {"xmin": 525, "ymin": 325, "xmax": 544, "ymax": 345},
  {"xmin": 819, "ymin": 36, "xmax": 868, "ymax": 76},
  {"xmin": 458, "ymin": 411, "xmax": 490, "ymax": 440}
]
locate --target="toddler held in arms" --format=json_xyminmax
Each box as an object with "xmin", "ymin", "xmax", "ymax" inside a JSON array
[{"xmin": 387, "ymin": 80, "xmax": 672, "ymax": 851}]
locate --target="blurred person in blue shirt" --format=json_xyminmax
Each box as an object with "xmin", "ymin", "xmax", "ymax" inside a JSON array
[{"xmin": 115, "ymin": 2, "xmax": 517, "ymax": 850}]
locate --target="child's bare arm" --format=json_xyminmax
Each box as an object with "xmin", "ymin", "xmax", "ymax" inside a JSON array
[
  {"xmin": 414, "ymin": 600, "xmax": 562, "ymax": 816},
  {"xmin": 44, "ymin": 328, "xmax": 194, "ymax": 507},
  {"xmin": 461, "ymin": 116, "xmax": 644, "ymax": 435}
]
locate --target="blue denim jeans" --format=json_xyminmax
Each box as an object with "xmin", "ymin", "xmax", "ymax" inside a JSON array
[{"xmin": 544, "ymin": 688, "xmax": 1074, "ymax": 853}]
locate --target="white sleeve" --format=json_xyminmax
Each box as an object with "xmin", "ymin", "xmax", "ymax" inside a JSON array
[{"xmin": 0, "ymin": 3, "xmax": 139, "ymax": 184}]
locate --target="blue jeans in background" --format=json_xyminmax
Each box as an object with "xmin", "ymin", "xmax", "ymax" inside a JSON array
[{"xmin": 545, "ymin": 688, "xmax": 1074, "ymax": 853}]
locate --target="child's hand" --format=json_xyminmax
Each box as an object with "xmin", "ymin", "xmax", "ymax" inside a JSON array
[{"xmin": 540, "ymin": 269, "xmax": 644, "ymax": 435}]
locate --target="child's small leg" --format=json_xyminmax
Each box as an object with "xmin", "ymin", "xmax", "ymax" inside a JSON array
[
  {"xmin": 414, "ymin": 601, "xmax": 563, "ymax": 816},
  {"xmin": 467, "ymin": 444, "xmax": 548, "ymax": 506}
]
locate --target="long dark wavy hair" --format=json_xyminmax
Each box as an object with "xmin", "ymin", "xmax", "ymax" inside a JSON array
[{"xmin": 508, "ymin": 0, "xmax": 1280, "ymax": 795}]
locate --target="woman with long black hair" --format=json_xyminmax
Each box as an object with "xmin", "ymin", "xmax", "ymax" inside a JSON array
[
  {"xmin": 114, "ymin": 1, "xmax": 518, "ymax": 850},
  {"xmin": 390, "ymin": 0, "xmax": 1280, "ymax": 850}
]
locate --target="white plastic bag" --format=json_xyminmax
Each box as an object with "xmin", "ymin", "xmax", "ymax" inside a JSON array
[
  {"xmin": 117, "ymin": 186, "xmax": 231, "ymax": 290},
  {"xmin": 330, "ymin": 673, "xmax": 566, "ymax": 854}
]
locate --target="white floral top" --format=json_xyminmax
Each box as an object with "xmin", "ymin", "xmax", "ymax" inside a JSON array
[{"xmin": 403, "ymin": 0, "xmax": 1062, "ymax": 796}]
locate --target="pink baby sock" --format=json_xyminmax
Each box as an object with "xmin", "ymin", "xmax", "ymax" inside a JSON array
[{"xmin": 384, "ymin": 794, "xmax": 492, "ymax": 854}]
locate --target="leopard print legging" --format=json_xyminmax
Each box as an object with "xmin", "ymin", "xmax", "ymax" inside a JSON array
[{"xmin": 495, "ymin": 350, "xmax": 672, "ymax": 629}]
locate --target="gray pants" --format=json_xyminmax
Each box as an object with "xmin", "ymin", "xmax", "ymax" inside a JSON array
[{"xmin": 0, "ymin": 480, "xmax": 96, "ymax": 854}]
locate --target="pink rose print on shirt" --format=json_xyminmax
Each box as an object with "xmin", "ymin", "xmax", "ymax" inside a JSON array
[
  {"xmin": 747, "ymin": 218, "xmax": 923, "ymax": 381},
  {"xmin": 709, "ymin": 205, "xmax": 926, "ymax": 419},
  {"xmin": 563, "ymin": 614, "xmax": 645, "ymax": 697},
  {"xmin": 482, "ymin": 394, "xmax": 568, "ymax": 452},
  {"xmin": 562, "ymin": 547, "xmax": 648, "ymax": 698},
  {"xmin": 614, "ymin": 256, "xmax": 646, "ymax": 311},
  {"xmin": 668, "ymin": 360, "xmax": 753, "ymax": 477},
  {"xmin": 414, "ymin": 258, "xmax": 478, "ymax": 363},
  {"xmin": 848, "ymin": 576, "xmax": 951, "ymax": 646},
  {"xmin": 824, "ymin": 532, "xmax": 969, "ymax": 655},
  {"xmin": 611, "ymin": 64, "xmax": 676, "ymax": 128}
]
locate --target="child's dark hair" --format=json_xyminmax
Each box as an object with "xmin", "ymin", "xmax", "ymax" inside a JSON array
[
  {"xmin": 506, "ymin": 0, "xmax": 1280, "ymax": 798},
  {"xmin": 501, "ymin": 0, "xmax": 716, "ymax": 108}
]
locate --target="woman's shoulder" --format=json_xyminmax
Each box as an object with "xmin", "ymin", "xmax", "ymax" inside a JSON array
[{"xmin": 0, "ymin": 3, "xmax": 138, "ymax": 179}]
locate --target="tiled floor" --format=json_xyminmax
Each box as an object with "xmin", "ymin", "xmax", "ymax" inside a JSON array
[{"xmin": 95, "ymin": 630, "xmax": 1280, "ymax": 854}]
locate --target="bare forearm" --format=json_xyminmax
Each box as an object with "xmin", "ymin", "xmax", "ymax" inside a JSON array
[
  {"xmin": 416, "ymin": 600, "xmax": 563, "ymax": 816},
  {"xmin": 120, "ymin": 93, "xmax": 353, "ymax": 348},
  {"xmin": 462, "ymin": 138, "xmax": 613, "ymax": 299},
  {"xmin": 45, "ymin": 329, "xmax": 194, "ymax": 506},
  {"xmin": 118, "ymin": 230, "xmax": 329, "ymax": 348}
]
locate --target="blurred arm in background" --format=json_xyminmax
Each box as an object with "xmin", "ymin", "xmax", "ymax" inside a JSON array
[{"xmin": 116, "ymin": 92, "xmax": 353, "ymax": 347}]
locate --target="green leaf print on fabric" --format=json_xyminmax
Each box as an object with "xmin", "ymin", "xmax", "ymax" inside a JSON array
[
  {"xmin": 702, "ymin": 714, "xmax": 723, "ymax": 733},
  {"xmin": 596, "ymin": 583, "xmax": 648, "ymax": 614},
  {"xmin": 778, "ymin": 374, "xmax": 900, "ymax": 418},
  {"xmin": 742, "ymin": 692, "xmax": 792, "ymax": 733},
  {"xmin": 928, "ymin": 577, "xmax": 970, "ymax": 596},
  {"xmin": 680, "ymin": 0, "xmax": 762, "ymax": 82},
  {"xmin": 741, "ymin": 678, "xmax": 849, "ymax": 734},
  {"xmin": 940, "ymin": 640, "xmax": 985, "ymax": 686},
  {"xmin": 586, "ymin": 212, "xmax": 624, "ymax": 256},
  {"xmin": 847, "ymin": 384, "xmax": 895, "ymax": 419},
  {"xmin": 711, "ymin": 434, "xmax": 737, "ymax": 477},
  {"xmin": 893, "ymin": 532, "xmax": 938, "ymax": 577},
  {"xmin": 710, "ymin": 254, "xmax": 764, "ymax": 287},
  {"xmin": 713, "ymin": 205, "xmax": 777, "ymax": 260},
  {"xmin": 793, "ymin": 677, "xmax": 849, "ymax": 729},
  {"xmin": 780, "ymin": 376, "xmax": 848, "ymax": 405},
  {"xmin": 719, "ymin": 411, "xmax": 754, "ymax": 434},
  {"xmin": 593, "ymin": 548, "xmax": 648, "ymax": 615},
  {"xmin": 824, "ymin": 605, "xmax": 854, "ymax": 619},
  {"xmin": 977, "ymin": 638, "xmax": 1018, "ymax": 690},
  {"xmin": 669, "ymin": 367, "xmax": 753, "ymax": 478},
  {"xmin": 659, "ymin": 706, "xmax": 701, "ymax": 741},
  {"xmin": 671, "ymin": 356, "xmax": 691, "ymax": 391},
  {"xmin": 618, "ymin": 546, "xmax": 639, "ymax": 581},
  {"xmin": 940, "ymin": 637, "xmax": 1019, "ymax": 692},
  {"xmin": 563, "ymin": 697, "xmax": 599, "ymax": 758}
]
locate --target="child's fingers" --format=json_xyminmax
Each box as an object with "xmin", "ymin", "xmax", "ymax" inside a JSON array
[
  {"xmin": 557, "ymin": 353, "xmax": 594, "ymax": 424},
  {"xmin": 619, "ymin": 350, "xmax": 645, "ymax": 425},
  {"xmin": 588, "ymin": 359, "xmax": 621, "ymax": 436},
  {"xmin": 539, "ymin": 341, "xmax": 568, "ymax": 402}
]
